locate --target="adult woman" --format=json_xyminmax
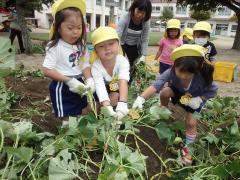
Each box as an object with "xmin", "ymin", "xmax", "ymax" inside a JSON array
[{"xmin": 117, "ymin": 0, "xmax": 152, "ymax": 76}]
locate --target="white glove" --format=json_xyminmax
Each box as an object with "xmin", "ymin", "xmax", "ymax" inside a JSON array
[
  {"xmin": 139, "ymin": 55, "xmax": 145, "ymax": 62},
  {"xmin": 86, "ymin": 78, "xmax": 95, "ymax": 93},
  {"xmin": 136, "ymin": 55, "xmax": 145, "ymax": 65},
  {"xmin": 132, "ymin": 96, "xmax": 145, "ymax": 110},
  {"xmin": 116, "ymin": 102, "xmax": 129, "ymax": 120},
  {"xmin": 105, "ymin": 106, "xmax": 117, "ymax": 117},
  {"xmin": 188, "ymin": 97, "xmax": 203, "ymax": 110},
  {"xmin": 65, "ymin": 78, "xmax": 87, "ymax": 94}
]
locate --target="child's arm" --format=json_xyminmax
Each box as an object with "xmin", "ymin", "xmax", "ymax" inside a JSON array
[
  {"xmin": 91, "ymin": 64, "xmax": 110, "ymax": 105},
  {"xmin": 118, "ymin": 79, "xmax": 128, "ymax": 102},
  {"xmin": 154, "ymin": 46, "xmax": 163, "ymax": 61},
  {"xmin": 154, "ymin": 39, "xmax": 163, "ymax": 61},
  {"xmin": 43, "ymin": 67, "xmax": 71, "ymax": 82},
  {"xmin": 133, "ymin": 69, "xmax": 171, "ymax": 109}
]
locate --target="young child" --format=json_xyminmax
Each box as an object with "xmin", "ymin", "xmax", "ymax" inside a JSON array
[
  {"xmin": 193, "ymin": 21, "xmax": 217, "ymax": 61},
  {"xmin": 91, "ymin": 26, "xmax": 130, "ymax": 124},
  {"xmin": 133, "ymin": 44, "xmax": 218, "ymax": 165},
  {"xmin": 154, "ymin": 19, "xmax": 183, "ymax": 74},
  {"xmin": 182, "ymin": 27, "xmax": 193, "ymax": 44},
  {"xmin": 42, "ymin": 0, "xmax": 95, "ymax": 119}
]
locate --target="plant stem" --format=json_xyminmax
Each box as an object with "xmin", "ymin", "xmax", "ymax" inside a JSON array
[
  {"xmin": 134, "ymin": 136, "xmax": 148, "ymax": 179},
  {"xmin": 0, "ymin": 128, "xmax": 4, "ymax": 153},
  {"xmin": 133, "ymin": 133, "xmax": 167, "ymax": 168}
]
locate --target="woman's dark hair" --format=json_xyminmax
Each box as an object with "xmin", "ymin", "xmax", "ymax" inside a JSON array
[
  {"xmin": 173, "ymin": 56, "xmax": 214, "ymax": 86},
  {"xmin": 48, "ymin": 7, "xmax": 86, "ymax": 53},
  {"xmin": 129, "ymin": 0, "xmax": 152, "ymax": 22},
  {"xmin": 193, "ymin": 30, "xmax": 210, "ymax": 37},
  {"xmin": 166, "ymin": 28, "xmax": 180, "ymax": 39}
]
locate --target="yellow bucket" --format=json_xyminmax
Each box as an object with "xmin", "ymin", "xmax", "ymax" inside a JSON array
[{"xmin": 213, "ymin": 61, "xmax": 237, "ymax": 83}]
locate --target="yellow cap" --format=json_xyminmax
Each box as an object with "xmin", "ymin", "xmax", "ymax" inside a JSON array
[
  {"xmin": 171, "ymin": 44, "xmax": 207, "ymax": 61},
  {"xmin": 49, "ymin": 0, "xmax": 86, "ymax": 39},
  {"xmin": 167, "ymin": 19, "xmax": 181, "ymax": 29},
  {"xmin": 91, "ymin": 26, "xmax": 119, "ymax": 46},
  {"xmin": 193, "ymin": 21, "xmax": 212, "ymax": 33},
  {"xmin": 182, "ymin": 28, "xmax": 193, "ymax": 40}
]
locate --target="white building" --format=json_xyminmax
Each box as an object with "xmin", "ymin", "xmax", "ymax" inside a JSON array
[
  {"xmin": 34, "ymin": 0, "xmax": 131, "ymax": 31},
  {"xmin": 151, "ymin": 0, "xmax": 237, "ymax": 37}
]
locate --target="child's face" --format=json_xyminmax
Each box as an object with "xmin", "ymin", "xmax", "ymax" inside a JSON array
[
  {"xmin": 95, "ymin": 39, "xmax": 119, "ymax": 61},
  {"xmin": 133, "ymin": 8, "xmax": 146, "ymax": 23},
  {"xmin": 175, "ymin": 67, "xmax": 194, "ymax": 81},
  {"xmin": 59, "ymin": 14, "xmax": 83, "ymax": 44},
  {"xmin": 193, "ymin": 31, "xmax": 208, "ymax": 39},
  {"xmin": 168, "ymin": 28, "xmax": 179, "ymax": 39}
]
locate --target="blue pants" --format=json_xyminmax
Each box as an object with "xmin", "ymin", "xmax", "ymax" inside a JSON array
[
  {"xmin": 49, "ymin": 77, "xmax": 88, "ymax": 117},
  {"xmin": 160, "ymin": 62, "xmax": 172, "ymax": 74}
]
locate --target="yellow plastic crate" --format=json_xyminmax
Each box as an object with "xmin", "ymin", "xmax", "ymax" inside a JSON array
[{"xmin": 213, "ymin": 61, "xmax": 237, "ymax": 83}]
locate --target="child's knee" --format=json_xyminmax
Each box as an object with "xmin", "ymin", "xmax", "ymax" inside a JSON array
[{"xmin": 160, "ymin": 87, "xmax": 174, "ymax": 98}]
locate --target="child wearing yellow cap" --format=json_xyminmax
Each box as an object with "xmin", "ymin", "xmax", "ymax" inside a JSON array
[
  {"xmin": 91, "ymin": 26, "xmax": 130, "ymax": 127},
  {"xmin": 193, "ymin": 21, "xmax": 217, "ymax": 61},
  {"xmin": 154, "ymin": 19, "xmax": 183, "ymax": 74},
  {"xmin": 133, "ymin": 44, "xmax": 218, "ymax": 165},
  {"xmin": 42, "ymin": 0, "xmax": 95, "ymax": 120},
  {"xmin": 182, "ymin": 27, "xmax": 193, "ymax": 44}
]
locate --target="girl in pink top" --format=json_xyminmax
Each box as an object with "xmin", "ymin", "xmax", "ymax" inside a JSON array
[{"xmin": 154, "ymin": 19, "xmax": 183, "ymax": 73}]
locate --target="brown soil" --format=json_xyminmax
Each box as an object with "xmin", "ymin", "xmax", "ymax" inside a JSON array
[
  {"xmin": 4, "ymin": 76, "xmax": 60, "ymax": 133},
  {"xmin": 4, "ymin": 75, "xmax": 172, "ymax": 179}
]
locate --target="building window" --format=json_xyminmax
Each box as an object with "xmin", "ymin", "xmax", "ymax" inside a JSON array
[
  {"xmin": 96, "ymin": 0, "xmax": 101, "ymax": 5},
  {"xmin": 187, "ymin": 23, "xmax": 195, "ymax": 28},
  {"xmin": 181, "ymin": 22, "xmax": 185, "ymax": 29},
  {"xmin": 231, "ymin": 25, "xmax": 237, "ymax": 32},
  {"xmin": 176, "ymin": 6, "xmax": 187, "ymax": 15},
  {"xmin": 218, "ymin": 7, "xmax": 231, "ymax": 16},
  {"xmin": 152, "ymin": 6, "xmax": 161, "ymax": 13}
]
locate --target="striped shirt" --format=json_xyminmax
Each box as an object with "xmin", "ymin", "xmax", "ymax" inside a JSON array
[{"xmin": 125, "ymin": 19, "xmax": 143, "ymax": 46}]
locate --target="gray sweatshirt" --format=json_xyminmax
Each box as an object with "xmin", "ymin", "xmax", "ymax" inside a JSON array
[{"xmin": 117, "ymin": 12, "xmax": 150, "ymax": 56}]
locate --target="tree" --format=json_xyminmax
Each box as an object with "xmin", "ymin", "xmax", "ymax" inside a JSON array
[
  {"xmin": 190, "ymin": 10, "xmax": 211, "ymax": 21},
  {"xmin": 6, "ymin": 0, "xmax": 54, "ymax": 54},
  {"xmin": 160, "ymin": 6, "xmax": 174, "ymax": 22},
  {"xmin": 177, "ymin": 0, "xmax": 240, "ymax": 49}
]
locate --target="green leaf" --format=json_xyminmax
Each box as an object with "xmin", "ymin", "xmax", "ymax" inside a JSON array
[
  {"xmin": 230, "ymin": 121, "xmax": 239, "ymax": 135},
  {"xmin": 149, "ymin": 105, "xmax": 171, "ymax": 120},
  {"xmin": 114, "ymin": 171, "xmax": 128, "ymax": 180},
  {"xmin": 48, "ymin": 149, "xmax": 79, "ymax": 180},
  {"xmin": 12, "ymin": 121, "xmax": 32, "ymax": 136},
  {"xmin": 4, "ymin": 146, "xmax": 33, "ymax": 163},
  {"xmin": 126, "ymin": 151, "xmax": 146, "ymax": 175},
  {"xmin": 98, "ymin": 165, "xmax": 118, "ymax": 180},
  {"xmin": 212, "ymin": 164, "xmax": 228, "ymax": 179},
  {"xmin": 155, "ymin": 122, "xmax": 174, "ymax": 143},
  {"xmin": 203, "ymin": 133, "xmax": 219, "ymax": 144},
  {"xmin": 225, "ymin": 160, "xmax": 240, "ymax": 175}
]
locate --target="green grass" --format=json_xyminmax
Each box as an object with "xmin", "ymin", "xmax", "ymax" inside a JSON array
[{"xmin": 30, "ymin": 31, "xmax": 216, "ymax": 46}]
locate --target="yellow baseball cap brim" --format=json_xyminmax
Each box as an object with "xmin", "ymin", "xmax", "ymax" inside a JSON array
[{"xmin": 171, "ymin": 44, "xmax": 206, "ymax": 61}]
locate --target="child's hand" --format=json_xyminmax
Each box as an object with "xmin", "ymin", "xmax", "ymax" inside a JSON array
[
  {"xmin": 132, "ymin": 96, "xmax": 145, "ymax": 110},
  {"xmin": 105, "ymin": 106, "xmax": 117, "ymax": 117},
  {"xmin": 188, "ymin": 97, "xmax": 203, "ymax": 110},
  {"xmin": 65, "ymin": 78, "xmax": 87, "ymax": 95},
  {"xmin": 86, "ymin": 78, "xmax": 95, "ymax": 93},
  {"xmin": 116, "ymin": 102, "xmax": 129, "ymax": 120}
]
